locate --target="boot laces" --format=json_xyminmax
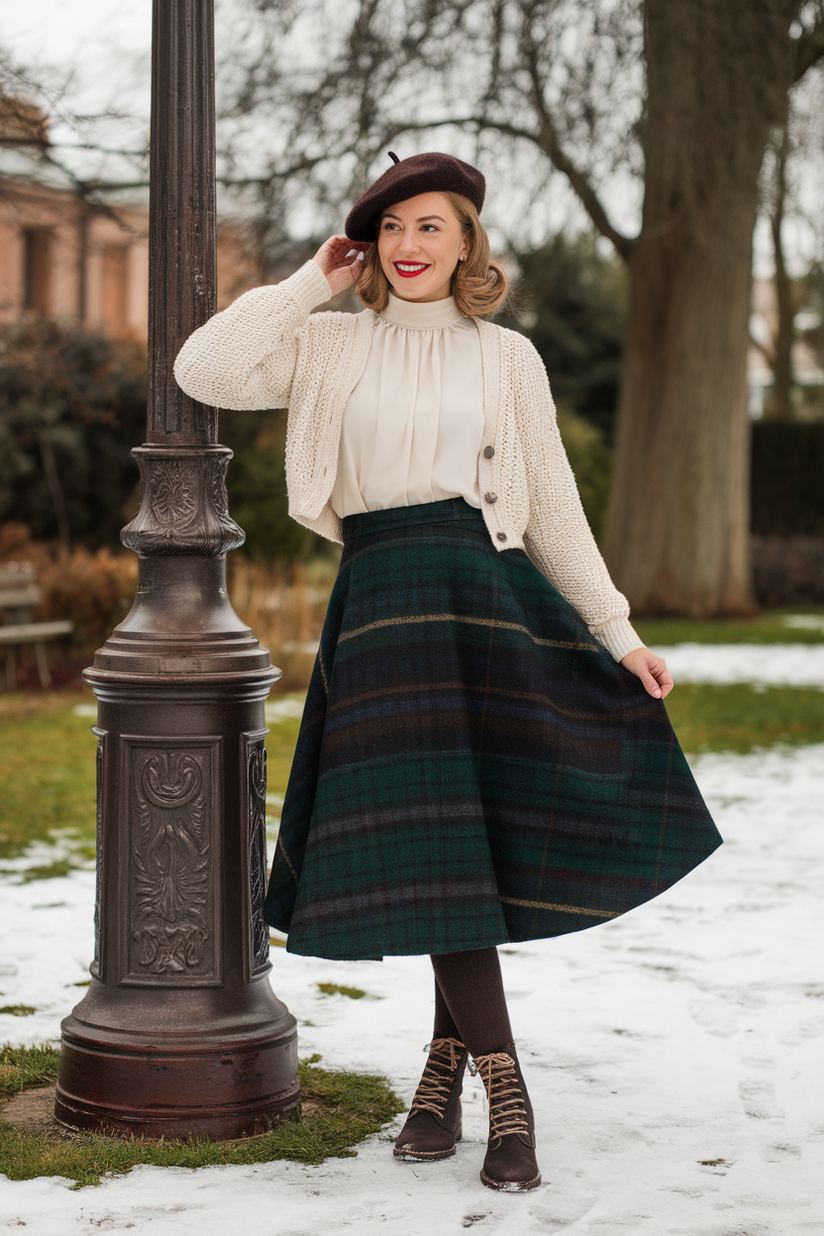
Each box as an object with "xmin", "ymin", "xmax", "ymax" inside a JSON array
[
  {"xmin": 409, "ymin": 1037, "xmax": 466, "ymax": 1118},
  {"xmin": 470, "ymin": 1051, "xmax": 530, "ymax": 1139}
]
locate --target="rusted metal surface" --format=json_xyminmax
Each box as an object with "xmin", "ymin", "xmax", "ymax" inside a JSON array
[{"xmin": 55, "ymin": 0, "xmax": 299, "ymax": 1140}]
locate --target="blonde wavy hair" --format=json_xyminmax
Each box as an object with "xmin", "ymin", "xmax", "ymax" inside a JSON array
[{"xmin": 354, "ymin": 191, "xmax": 508, "ymax": 318}]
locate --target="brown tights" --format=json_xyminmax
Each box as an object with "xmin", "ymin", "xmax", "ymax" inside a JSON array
[{"xmin": 430, "ymin": 947, "xmax": 513, "ymax": 1057}]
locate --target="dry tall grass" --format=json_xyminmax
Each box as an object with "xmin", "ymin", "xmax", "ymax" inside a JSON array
[
  {"xmin": 0, "ymin": 523, "xmax": 137, "ymax": 663},
  {"xmin": 229, "ymin": 557, "xmax": 336, "ymax": 692}
]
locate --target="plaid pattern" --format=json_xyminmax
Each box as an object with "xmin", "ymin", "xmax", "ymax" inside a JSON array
[{"xmin": 264, "ymin": 498, "xmax": 722, "ymax": 960}]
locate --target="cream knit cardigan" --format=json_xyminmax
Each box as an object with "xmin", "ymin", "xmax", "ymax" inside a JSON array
[{"xmin": 174, "ymin": 260, "xmax": 642, "ymax": 661}]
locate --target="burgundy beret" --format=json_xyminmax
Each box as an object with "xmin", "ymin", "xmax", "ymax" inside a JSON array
[{"xmin": 344, "ymin": 151, "xmax": 486, "ymax": 241}]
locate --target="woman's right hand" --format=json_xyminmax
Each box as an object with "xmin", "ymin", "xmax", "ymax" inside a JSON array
[
  {"xmin": 313, "ymin": 235, "xmax": 372, "ymax": 297},
  {"xmin": 620, "ymin": 647, "xmax": 673, "ymax": 699}
]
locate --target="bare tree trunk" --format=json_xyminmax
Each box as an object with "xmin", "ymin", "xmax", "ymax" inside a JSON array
[
  {"xmin": 605, "ymin": 203, "xmax": 756, "ymax": 614},
  {"xmin": 603, "ymin": 0, "xmax": 795, "ymax": 615}
]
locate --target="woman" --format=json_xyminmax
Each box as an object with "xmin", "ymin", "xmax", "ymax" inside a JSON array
[{"xmin": 175, "ymin": 151, "xmax": 721, "ymax": 1193}]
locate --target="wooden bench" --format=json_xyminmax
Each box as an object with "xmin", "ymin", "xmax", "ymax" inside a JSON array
[{"xmin": 0, "ymin": 564, "xmax": 73, "ymax": 689}]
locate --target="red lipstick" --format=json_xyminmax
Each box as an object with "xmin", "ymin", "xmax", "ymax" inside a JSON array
[{"xmin": 393, "ymin": 263, "xmax": 431, "ymax": 278}]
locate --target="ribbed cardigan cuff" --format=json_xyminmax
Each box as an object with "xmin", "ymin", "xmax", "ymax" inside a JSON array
[
  {"xmin": 285, "ymin": 260, "xmax": 333, "ymax": 310},
  {"xmin": 590, "ymin": 615, "xmax": 645, "ymax": 662}
]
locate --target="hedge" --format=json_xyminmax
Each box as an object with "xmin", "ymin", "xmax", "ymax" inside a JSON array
[{"xmin": 751, "ymin": 421, "xmax": 824, "ymax": 536}]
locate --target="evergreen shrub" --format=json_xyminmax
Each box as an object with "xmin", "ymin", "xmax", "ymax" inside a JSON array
[{"xmin": 750, "ymin": 421, "xmax": 824, "ymax": 536}]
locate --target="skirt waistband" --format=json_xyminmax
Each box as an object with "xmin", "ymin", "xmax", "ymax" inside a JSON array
[{"xmin": 341, "ymin": 497, "xmax": 485, "ymax": 540}]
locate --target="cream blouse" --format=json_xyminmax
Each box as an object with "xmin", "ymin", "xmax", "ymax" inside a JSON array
[{"xmin": 330, "ymin": 291, "xmax": 484, "ymax": 517}]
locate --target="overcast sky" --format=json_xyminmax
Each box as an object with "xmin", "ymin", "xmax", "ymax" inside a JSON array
[
  {"xmin": 2, "ymin": 0, "xmax": 150, "ymax": 70},
  {"xmin": 1, "ymin": 0, "xmax": 153, "ymax": 189}
]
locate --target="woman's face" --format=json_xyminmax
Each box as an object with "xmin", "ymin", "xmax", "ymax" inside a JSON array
[{"xmin": 377, "ymin": 192, "xmax": 469, "ymax": 303}]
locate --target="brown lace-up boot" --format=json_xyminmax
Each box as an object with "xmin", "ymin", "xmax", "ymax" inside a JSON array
[
  {"xmin": 471, "ymin": 1044, "xmax": 541, "ymax": 1191},
  {"xmin": 393, "ymin": 1037, "xmax": 468, "ymax": 1161}
]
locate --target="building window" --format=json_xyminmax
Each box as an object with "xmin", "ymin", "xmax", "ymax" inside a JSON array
[{"xmin": 22, "ymin": 228, "xmax": 52, "ymax": 312}]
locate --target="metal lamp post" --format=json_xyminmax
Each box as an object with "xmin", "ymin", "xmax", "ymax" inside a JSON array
[{"xmin": 55, "ymin": 0, "xmax": 300, "ymax": 1139}]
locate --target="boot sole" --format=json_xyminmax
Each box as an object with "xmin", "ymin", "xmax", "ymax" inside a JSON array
[
  {"xmin": 393, "ymin": 1144, "xmax": 458, "ymax": 1161},
  {"xmin": 480, "ymin": 1168, "xmax": 542, "ymax": 1192},
  {"xmin": 393, "ymin": 1131, "xmax": 462, "ymax": 1162}
]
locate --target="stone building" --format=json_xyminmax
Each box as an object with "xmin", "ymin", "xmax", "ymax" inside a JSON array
[{"xmin": 0, "ymin": 95, "xmax": 261, "ymax": 342}]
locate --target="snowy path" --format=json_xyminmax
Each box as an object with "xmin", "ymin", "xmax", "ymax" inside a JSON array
[{"xmin": 2, "ymin": 740, "xmax": 823, "ymax": 1235}]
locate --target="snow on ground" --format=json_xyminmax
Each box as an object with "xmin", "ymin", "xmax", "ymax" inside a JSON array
[
  {"xmin": 1, "ymin": 648, "xmax": 823, "ymax": 1234},
  {"xmin": 651, "ymin": 643, "xmax": 824, "ymax": 687}
]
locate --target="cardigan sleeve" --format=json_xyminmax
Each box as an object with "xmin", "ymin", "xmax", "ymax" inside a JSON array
[
  {"xmin": 513, "ymin": 337, "xmax": 643, "ymax": 661},
  {"xmin": 173, "ymin": 261, "xmax": 333, "ymax": 411}
]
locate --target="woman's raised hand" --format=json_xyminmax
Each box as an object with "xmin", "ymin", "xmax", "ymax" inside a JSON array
[
  {"xmin": 620, "ymin": 647, "xmax": 673, "ymax": 700},
  {"xmin": 313, "ymin": 235, "xmax": 372, "ymax": 297}
]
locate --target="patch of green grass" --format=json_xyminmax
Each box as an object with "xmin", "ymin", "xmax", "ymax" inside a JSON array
[
  {"xmin": 18, "ymin": 856, "xmax": 96, "ymax": 883},
  {"xmin": 667, "ymin": 684, "xmax": 824, "ymax": 754},
  {"xmin": 316, "ymin": 982, "xmax": 369, "ymax": 1000},
  {"xmin": 0, "ymin": 695, "xmax": 97, "ymax": 862},
  {"xmin": 0, "ymin": 1044, "xmax": 59, "ymax": 1095},
  {"xmin": 635, "ymin": 610, "xmax": 824, "ymax": 646},
  {"xmin": 0, "ymin": 1007, "xmax": 37, "ymax": 1018},
  {"xmin": 0, "ymin": 1045, "xmax": 404, "ymax": 1187}
]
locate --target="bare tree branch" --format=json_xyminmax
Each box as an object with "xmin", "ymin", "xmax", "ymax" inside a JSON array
[{"xmin": 518, "ymin": 10, "xmax": 634, "ymax": 258}]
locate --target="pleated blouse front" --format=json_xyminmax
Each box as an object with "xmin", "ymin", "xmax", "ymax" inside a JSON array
[{"xmin": 330, "ymin": 291, "xmax": 485, "ymax": 518}]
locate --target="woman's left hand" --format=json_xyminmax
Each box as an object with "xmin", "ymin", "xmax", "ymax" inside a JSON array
[
  {"xmin": 312, "ymin": 235, "xmax": 372, "ymax": 297},
  {"xmin": 620, "ymin": 647, "xmax": 673, "ymax": 699}
]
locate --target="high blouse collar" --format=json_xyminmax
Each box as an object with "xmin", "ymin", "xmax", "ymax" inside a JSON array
[{"xmin": 379, "ymin": 290, "xmax": 465, "ymax": 329}]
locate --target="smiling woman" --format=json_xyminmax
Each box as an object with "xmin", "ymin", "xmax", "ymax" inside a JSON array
[{"xmin": 173, "ymin": 149, "xmax": 721, "ymax": 1195}]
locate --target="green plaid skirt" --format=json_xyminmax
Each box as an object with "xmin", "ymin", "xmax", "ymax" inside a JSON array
[{"xmin": 264, "ymin": 498, "xmax": 721, "ymax": 960}]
